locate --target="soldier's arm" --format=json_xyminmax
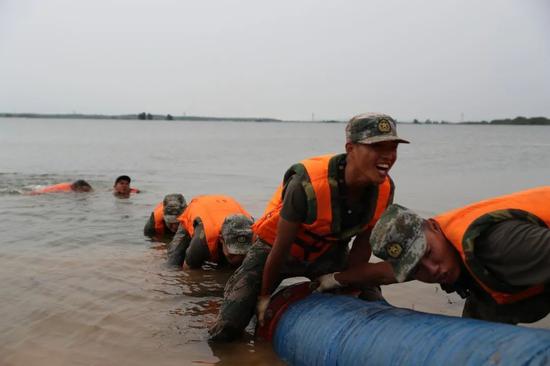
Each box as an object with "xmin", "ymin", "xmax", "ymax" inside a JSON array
[
  {"xmin": 166, "ymin": 224, "xmax": 192, "ymax": 266},
  {"xmin": 143, "ymin": 213, "xmax": 156, "ymax": 237},
  {"xmin": 348, "ymin": 229, "xmax": 373, "ymax": 267},
  {"xmin": 334, "ymin": 262, "xmax": 397, "ymax": 287},
  {"xmin": 335, "ymin": 230, "xmax": 396, "ymax": 286},
  {"xmin": 183, "ymin": 224, "xmax": 210, "ymax": 269}
]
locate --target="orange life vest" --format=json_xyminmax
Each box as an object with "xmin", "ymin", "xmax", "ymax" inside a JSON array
[
  {"xmin": 32, "ymin": 182, "xmax": 73, "ymax": 194},
  {"xmin": 153, "ymin": 203, "xmax": 166, "ymax": 237},
  {"xmin": 253, "ymin": 154, "xmax": 392, "ymax": 262},
  {"xmin": 177, "ymin": 195, "xmax": 252, "ymax": 263},
  {"xmin": 434, "ymin": 186, "xmax": 550, "ymax": 304}
]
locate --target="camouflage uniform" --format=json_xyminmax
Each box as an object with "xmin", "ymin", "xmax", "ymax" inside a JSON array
[
  {"xmin": 210, "ymin": 113, "xmax": 406, "ymax": 341},
  {"xmin": 166, "ymin": 224, "xmax": 195, "ymax": 266},
  {"xmin": 372, "ymin": 204, "xmax": 550, "ymax": 324},
  {"xmin": 209, "ymin": 238, "xmax": 350, "ymax": 340}
]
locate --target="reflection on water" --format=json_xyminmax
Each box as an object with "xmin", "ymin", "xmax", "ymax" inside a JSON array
[{"xmin": 0, "ymin": 119, "xmax": 549, "ymax": 365}]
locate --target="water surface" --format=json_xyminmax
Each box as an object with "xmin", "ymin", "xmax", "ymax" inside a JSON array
[{"xmin": 1, "ymin": 118, "xmax": 549, "ymax": 365}]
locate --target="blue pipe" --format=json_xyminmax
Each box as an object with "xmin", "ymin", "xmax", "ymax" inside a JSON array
[{"xmin": 272, "ymin": 293, "xmax": 550, "ymax": 366}]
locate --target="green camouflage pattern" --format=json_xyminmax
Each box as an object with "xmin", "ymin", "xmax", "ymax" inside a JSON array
[
  {"xmin": 346, "ymin": 113, "xmax": 409, "ymax": 144},
  {"xmin": 208, "ymin": 240, "xmax": 270, "ymax": 341},
  {"xmin": 221, "ymin": 214, "xmax": 254, "ymax": 255},
  {"xmin": 163, "ymin": 193, "xmax": 187, "ymax": 224},
  {"xmin": 166, "ymin": 225, "xmax": 191, "ymax": 266},
  {"xmin": 370, "ymin": 204, "xmax": 427, "ymax": 282},
  {"xmin": 208, "ymin": 239, "xmax": 354, "ymax": 341}
]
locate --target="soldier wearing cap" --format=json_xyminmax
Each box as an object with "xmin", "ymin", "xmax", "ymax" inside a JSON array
[
  {"xmin": 209, "ymin": 112, "xmax": 409, "ymax": 342},
  {"xmin": 113, "ymin": 175, "xmax": 140, "ymax": 198},
  {"xmin": 144, "ymin": 193, "xmax": 188, "ymax": 242},
  {"xmin": 166, "ymin": 195, "xmax": 254, "ymax": 269},
  {"xmin": 339, "ymin": 187, "xmax": 550, "ymax": 325}
]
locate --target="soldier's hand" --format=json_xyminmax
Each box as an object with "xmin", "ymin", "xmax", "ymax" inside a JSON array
[
  {"xmin": 256, "ymin": 295, "xmax": 271, "ymax": 327},
  {"xmin": 313, "ymin": 272, "xmax": 342, "ymax": 293}
]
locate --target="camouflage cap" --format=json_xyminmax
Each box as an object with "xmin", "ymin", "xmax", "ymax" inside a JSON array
[
  {"xmin": 221, "ymin": 214, "xmax": 254, "ymax": 255},
  {"xmin": 346, "ymin": 113, "xmax": 409, "ymax": 145},
  {"xmin": 163, "ymin": 193, "xmax": 187, "ymax": 224},
  {"xmin": 370, "ymin": 204, "xmax": 427, "ymax": 282}
]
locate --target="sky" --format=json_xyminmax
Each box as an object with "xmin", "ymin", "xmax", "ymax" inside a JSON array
[{"xmin": 0, "ymin": 0, "xmax": 549, "ymax": 122}]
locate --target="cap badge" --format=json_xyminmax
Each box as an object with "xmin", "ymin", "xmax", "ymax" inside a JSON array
[
  {"xmin": 378, "ymin": 119, "xmax": 392, "ymax": 133},
  {"xmin": 387, "ymin": 242, "xmax": 403, "ymax": 258}
]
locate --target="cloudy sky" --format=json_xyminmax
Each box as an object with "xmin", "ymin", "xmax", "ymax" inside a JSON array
[{"xmin": 1, "ymin": 0, "xmax": 549, "ymax": 121}]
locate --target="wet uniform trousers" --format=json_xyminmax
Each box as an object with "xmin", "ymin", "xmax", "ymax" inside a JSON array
[
  {"xmin": 209, "ymin": 238, "xmax": 384, "ymax": 339},
  {"xmin": 209, "ymin": 239, "xmax": 348, "ymax": 338}
]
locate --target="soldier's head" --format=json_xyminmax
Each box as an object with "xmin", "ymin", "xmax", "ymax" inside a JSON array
[
  {"xmin": 162, "ymin": 194, "xmax": 187, "ymax": 232},
  {"xmin": 220, "ymin": 214, "xmax": 254, "ymax": 266},
  {"xmin": 113, "ymin": 175, "xmax": 131, "ymax": 197},
  {"xmin": 345, "ymin": 113, "xmax": 408, "ymax": 187},
  {"xmin": 71, "ymin": 180, "xmax": 92, "ymax": 192},
  {"xmin": 371, "ymin": 204, "xmax": 461, "ymax": 285}
]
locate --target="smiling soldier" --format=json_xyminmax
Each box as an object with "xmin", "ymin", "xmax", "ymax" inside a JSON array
[{"xmin": 209, "ymin": 112, "xmax": 409, "ymax": 341}]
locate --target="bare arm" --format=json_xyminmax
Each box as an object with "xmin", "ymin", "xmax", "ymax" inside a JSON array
[
  {"xmin": 335, "ymin": 229, "xmax": 396, "ymax": 286},
  {"xmin": 335, "ymin": 262, "xmax": 396, "ymax": 287},
  {"xmin": 347, "ymin": 229, "xmax": 373, "ymax": 267}
]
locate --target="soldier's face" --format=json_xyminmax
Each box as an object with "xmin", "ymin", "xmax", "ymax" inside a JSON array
[
  {"xmin": 346, "ymin": 141, "xmax": 398, "ymax": 185},
  {"xmin": 414, "ymin": 220, "xmax": 461, "ymax": 285},
  {"xmin": 113, "ymin": 180, "xmax": 130, "ymax": 195}
]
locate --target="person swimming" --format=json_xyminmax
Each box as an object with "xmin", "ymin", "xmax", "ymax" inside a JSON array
[
  {"xmin": 113, "ymin": 175, "xmax": 140, "ymax": 198},
  {"xmin": 30, "ymin": 179, "xmax": 93, "ymax": 194}
]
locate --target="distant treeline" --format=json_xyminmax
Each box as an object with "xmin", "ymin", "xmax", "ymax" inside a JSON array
[
  {"xmin": 412, "ymin": 116, "xmax": 550, "ymax": 125},
  {"xmin": 483, "ymin": 116, "xmax": 550, "ymax": 125},
  {"xmin": 0, "ymin": 112, "xmax": 281, "ymax": 123}
]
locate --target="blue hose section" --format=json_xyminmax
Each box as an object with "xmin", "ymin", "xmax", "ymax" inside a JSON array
[{"xmin": 273, "ymin": 293, "xmax": 550, "ymax": 366}]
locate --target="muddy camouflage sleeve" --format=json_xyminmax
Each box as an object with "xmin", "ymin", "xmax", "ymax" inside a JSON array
[
  {"xmin": 184, "ymin": 224, "xmax": 211, "ymax": 268},
  {"xmin": 166, "ymin": 224, "xmax": 192, "ymax": 266},
  {"xmin": 143, "ymin": 212, "xmax": 156, "ymax": 237}
]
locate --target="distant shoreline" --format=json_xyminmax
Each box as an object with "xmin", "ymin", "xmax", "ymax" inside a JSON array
[
  {"xmin": 0, "ymin": 112, "xmax": 282, "ymax": 123},
  {"xmin": 0, "ymin": 113, "xmax": 549, "ymax": 125},
  {"xmin": 411, "ymin": 116, "xmax": 550, "ymax": 125}
]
